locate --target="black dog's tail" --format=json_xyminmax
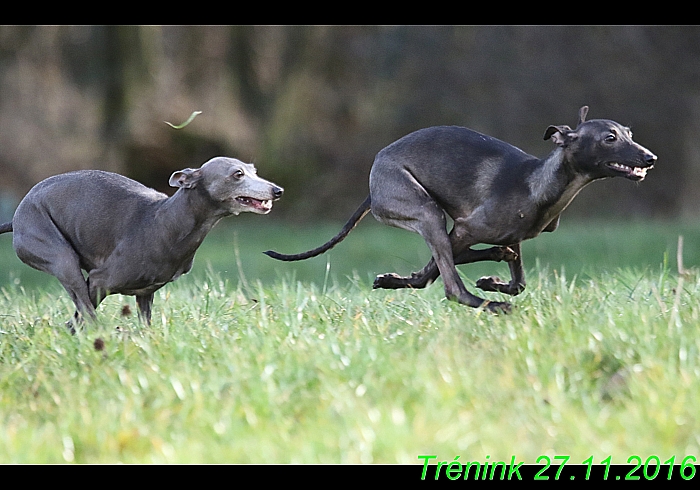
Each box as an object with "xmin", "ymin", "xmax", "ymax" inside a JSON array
[
  {"xmin": 0, "ymin": 222, "xmax": 12, "ymax": 234},
  {"xmin": 264, "ymin": 195, "xmax": 372, "ymax": 261}
]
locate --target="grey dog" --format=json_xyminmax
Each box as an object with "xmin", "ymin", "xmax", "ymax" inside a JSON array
[
  {"xmin": 266, "ymin": 106, "xmax": 656, "ymax": 312},
  {"xmin": 0, "ymin": 156, "xmax": 283, "ymax": 329}
]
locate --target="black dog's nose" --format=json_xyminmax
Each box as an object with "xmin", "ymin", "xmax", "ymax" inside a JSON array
[
  {"xmin": 273, "ymin": 186, "xmax": 284, "ymax": 199},
  {"xmin": 646, "ymin": 152, "xmax": 657, "ymax": 164}
]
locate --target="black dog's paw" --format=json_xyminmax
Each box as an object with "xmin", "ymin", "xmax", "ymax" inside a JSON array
[
  {"xmin": 483, "ymin": 300, "xmax": 513, "ymax": 314},
  {"xmin": 500, "ymin": 246, "xmax": 519, "ymax": 262},
  {"xmin": 374, "ymin": 272, "xmax": 434, "ymax": 290},
  {"xmin": 373, "ymin": 273, "xmax": 402, "ymax": 289},
  {"xmin": 476, "ymin": 276, "xmax": 504, "ymax": 292},
  {"xmin": 476, "ymin": 276, "xmax": 525, "ymax": 296}
]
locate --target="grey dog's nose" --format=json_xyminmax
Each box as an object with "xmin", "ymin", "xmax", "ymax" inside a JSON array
[{"xmin": 273, "ymin": 186, "xmax": 284, "ymax": 199}]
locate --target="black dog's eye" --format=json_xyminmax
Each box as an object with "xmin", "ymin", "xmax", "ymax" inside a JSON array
[{"xmin": 604, "ymin": 133, "xmax": 617, "ymax": 143}]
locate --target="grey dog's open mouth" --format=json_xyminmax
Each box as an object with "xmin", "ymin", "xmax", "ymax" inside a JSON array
[
  {"xmin": 607, "ymin": 162, "xmax": 653, "ymax": 181},
  {"xmin": 236, "ymin": 196, "xmax": 273, "ymax": 212}
]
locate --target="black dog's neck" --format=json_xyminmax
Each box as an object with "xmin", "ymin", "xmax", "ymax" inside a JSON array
[
  {"xmin": 529, "ymin": 148, "xmax": 594, "ymax": 231},
  {"xmin": 530, "ymin": 149, "xmax": 585, "ymax": 200}
]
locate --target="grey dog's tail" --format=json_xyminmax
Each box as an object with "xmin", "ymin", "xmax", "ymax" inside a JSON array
[
  {"xmin": 264, "ymin": 195, "xmax": 372, "ymax": 261},
  {"xmin": 0, "ymin": 222, "xmax": 12, "ymax": 234}
]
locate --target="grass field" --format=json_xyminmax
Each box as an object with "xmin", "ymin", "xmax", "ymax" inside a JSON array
[{"xmin": 0, "ymin": 217, "xmax": 699, "ymax": 464}]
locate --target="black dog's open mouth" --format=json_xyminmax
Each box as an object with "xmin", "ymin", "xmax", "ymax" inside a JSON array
[
  {"xmin": 235, "ymin": 196, "xmax": 273, "ymax": 212},
  {"xmin": 607, "ymin": 162, "xmax": 653, "ymax": 181}
]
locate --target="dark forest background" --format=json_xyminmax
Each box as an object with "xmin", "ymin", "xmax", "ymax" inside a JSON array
[{"xmin": 1, "ymin": 26, "xmax": 698, "ymax": 223}]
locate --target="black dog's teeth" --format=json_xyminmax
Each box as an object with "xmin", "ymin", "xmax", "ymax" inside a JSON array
[{"xmin": 609, "ymin": 162, "xmax": 649, "ymax": 178}]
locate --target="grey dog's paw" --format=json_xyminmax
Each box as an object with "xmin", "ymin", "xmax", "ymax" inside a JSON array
[{"xmin": 65, "ymin": 320, "xmax": 78, "ymax": 335}]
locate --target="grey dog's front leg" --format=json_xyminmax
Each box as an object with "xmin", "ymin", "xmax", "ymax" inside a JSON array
[
  {"xmin": 475, "ymin": 243, "xmax": 526, "ymax": 296},
  {"xmin": 136, "ymin": 294, "xmax": 154, "ymax": 325}
]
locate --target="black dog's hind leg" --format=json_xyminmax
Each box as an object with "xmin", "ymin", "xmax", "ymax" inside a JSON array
[{"xmin": 370, "ymin": 167, "xmax": 512, "ymax": 313}]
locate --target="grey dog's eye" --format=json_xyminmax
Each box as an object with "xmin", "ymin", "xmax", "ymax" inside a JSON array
[{"xmin": 233, "ymin": 170, "xmax": 244, "ymax": 179}]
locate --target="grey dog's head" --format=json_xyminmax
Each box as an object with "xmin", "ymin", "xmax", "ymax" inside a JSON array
[{"xmin": 169, "ymin": 157, "xmax": 284, "ymax": 215}]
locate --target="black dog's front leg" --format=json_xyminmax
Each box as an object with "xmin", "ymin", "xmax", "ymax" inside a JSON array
[{"xmin": 475, "ymin": 243, "xmax": 526, "ymax": 296}]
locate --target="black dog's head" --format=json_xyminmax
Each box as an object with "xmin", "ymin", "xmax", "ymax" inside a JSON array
[{"xmin": 544, "ymin": 106, "xmax": 657, "ymax": 181}]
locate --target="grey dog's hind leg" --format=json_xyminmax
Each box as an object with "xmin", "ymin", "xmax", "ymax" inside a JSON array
[
  {"xmin": 13, "ymin": 223, "xmax": 97, "ymax": 331},
  {"xmin": 136, "ymin": 294, "xmax": 154, "ymax": 325}
]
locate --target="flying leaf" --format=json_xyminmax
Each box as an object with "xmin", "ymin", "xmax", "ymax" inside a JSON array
[{"xmin": 164, "ymin": 110, "xmax": 202, "ymax": 129}]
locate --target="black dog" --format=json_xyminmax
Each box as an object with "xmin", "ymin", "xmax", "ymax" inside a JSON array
[{"xmin": 266, "ymin": 107, "xmax": 656, "ymax": 312}]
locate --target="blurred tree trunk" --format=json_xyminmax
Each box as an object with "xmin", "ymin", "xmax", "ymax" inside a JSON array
[{"xmin": 101, "ymin": 26, "xmax": 147, "ymax": 172}]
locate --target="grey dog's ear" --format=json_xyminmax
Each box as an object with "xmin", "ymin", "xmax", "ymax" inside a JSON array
[
  {"xmin": 543, "ymin": 124, "xmax": 573, "ymax": 146},
  {"xmin": 577, "ymin": 105, "xmax": 589, "ymax": 126},
  {"xmin": 169, "ymin": 168, "xmax": 202, "ymax": 188}
]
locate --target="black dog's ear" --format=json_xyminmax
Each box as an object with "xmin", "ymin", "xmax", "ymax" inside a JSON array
[
  {"xmin": 169, "ymin": 168, "xmax": 202, "ymax": 188},
  {"xmin": 577, "ymin": 106, "xmax": 589, "ymax": 126},
  {"xmin": 543, "ymin": 125, "xmax": 573, "ymax": 146}
]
